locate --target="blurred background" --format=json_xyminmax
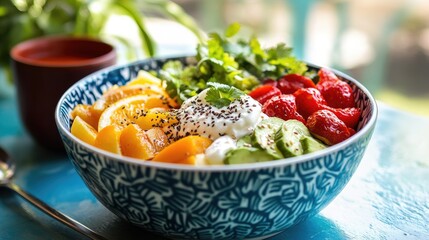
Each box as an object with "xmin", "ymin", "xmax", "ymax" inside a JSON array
[
  {"xmin": 1, "ymin": 0, "xmax": 429, "ymax": 116},
  {"xmin": 173, "ymin": 0, "xmax": 429, "ymax": 117}
]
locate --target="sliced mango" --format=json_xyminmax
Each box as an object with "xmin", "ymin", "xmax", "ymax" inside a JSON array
[
  {"xmin": 128, "ymin": 70, "xmax": 163, "ymax": 86},
  {"xmin": 70, "ymin": 104, "xmax": 101, "ymax": 130},
  {"xmin": 120, "ymin": 124, "xmax": 169, "ymax": 160},
  {"xmin": 152, "ymin": 136, "xmax": 213, "ymax": 164},
  {"xmin": 120, "ymin": 124, "xmax": 154, "ymax": 159},
  {"xmin": 71, "ymin": 116, "xmax": 97, "ymax": 145},
  {"xmin": 94, "ymin": 125, "xmax": 122, "ymax": 154}
]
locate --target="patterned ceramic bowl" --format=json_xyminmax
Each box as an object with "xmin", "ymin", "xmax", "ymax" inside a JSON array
[{"xmin": 56, "ymin": 56, "xmax": 377, "ymax": 240}]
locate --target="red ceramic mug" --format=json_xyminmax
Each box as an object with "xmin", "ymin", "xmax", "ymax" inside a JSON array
[{"xmin": 11, "ymin": 36, "xmax": 116, "ymax": 151}]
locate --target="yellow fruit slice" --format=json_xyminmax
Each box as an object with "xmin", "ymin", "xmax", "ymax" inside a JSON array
[
  {"xmin": 93, "ymin": 84, "xmax": 168, "ymax": 111},
  {"xmin": 120, "ymin": 125, "xmax": 169, "ymax": 160},
  {"xmin": 120, "ymin": 124, "xmax": 154, "ymax": 159},
  {"xmin": 152, "ymin": 136, "xmax": 213, "ymax": 164},
  {"xmin": 136, "ymin": 108, "xmax": 178, "ymax": 130},
  {"xmin": 71, "ymin": 116, "xmax": 97, "ymax": 146},
  {"xmin": 70, "ymin": 104, "xmax": 102, "ymax": 130},
  {"xmin": 128, "ymin": 70, "xmax": 163, "ymax": 86},
  {"xmin": 120, "ymin": 124, "xmax": 153, "ymax": 159},
  {"xmin": 98, "ymin": 95, "xmax": 147, "ymax": 131},
  {"xmin": 94, "ymin": 125, "xmax": 122, "ymax": 154},
  {"xmin": 97, "ymin": 94, "xmax": 179, "ymax": 131},
  {"xmin": 144, "ymin": 96, "xmax": 177, "ymax": 109}
]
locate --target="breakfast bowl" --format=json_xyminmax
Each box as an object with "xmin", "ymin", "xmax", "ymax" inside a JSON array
[{"xmin": 55, "ymin": 56, "xmax": 377, "ymax": 240}]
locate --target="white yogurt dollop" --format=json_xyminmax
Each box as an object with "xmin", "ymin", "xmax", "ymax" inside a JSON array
[
  {"xmin": 164, "ymin": 88, "xmax": 266, "ymax": 141},
  {"xmin": 205, "ymin": 135, "xmax": 237, "ymax": 165}
]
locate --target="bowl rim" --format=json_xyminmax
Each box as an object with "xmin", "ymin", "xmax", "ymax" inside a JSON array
[{"xmin": 55, "ymin": 56, "xmax": 378, "ymax": 172}]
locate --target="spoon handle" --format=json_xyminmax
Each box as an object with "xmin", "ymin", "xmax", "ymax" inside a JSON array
[{"xmin": 6, "ymin": 182, "xmax": 107, "ymax": 240}]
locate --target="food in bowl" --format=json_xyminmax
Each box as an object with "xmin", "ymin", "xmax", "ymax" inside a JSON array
[
  {"xmin": 70, "ymin": 67, "xmax": 359, "ymax": 165},
  {"xmin": 56, "ymin": 24, "xmax": 377, "ymax": 239},
  {"xmin": 68, "ymin": 26, "xmax": 361, "ymax": 166}
]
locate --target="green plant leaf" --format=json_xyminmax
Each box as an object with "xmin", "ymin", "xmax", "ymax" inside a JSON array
[
  {"xmin": 107, "ymin": 34, "xmax": 138, "ymax": 60},
  {"xmin": 225, "ymin": 22, "xmax": 240, "ymax": 38},
  {"xmin": 144, "ymin": 0, "xmax": 205, "ymax": 43},
  {"xmin": 73, "ymin": 3, "xmax": 90, "ymax": 35},
  {"xmin": 113, "ymin": 0, "xmax": 156, "ymax": 57},
  {"xmin": 37, "ymin": 0, "xmax": 77, "ymax": 35},
  {"xmin": 205, "ymin": 82, "xmax": 244, "ymax": 108},
  {"xmin": 0, "ymin": 0, "xmax": 204, "ymax": 84}
]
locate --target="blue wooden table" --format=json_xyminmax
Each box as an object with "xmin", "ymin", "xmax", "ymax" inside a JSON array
[{"xmin": 1, "ymin": 91, "xmax": 428, "ymax": 239}]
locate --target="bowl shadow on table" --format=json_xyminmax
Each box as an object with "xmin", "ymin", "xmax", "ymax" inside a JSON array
[
  {"xmin": 102, "ymin": 213, "xmax": 348, "ymax": 240},
  {"xmin": 101, "ymin": 216, "xmax": 170, "ymax": 240},
  {"xmin": 275, "ymin": 214, "xmax": 347, "ymax": 239}
]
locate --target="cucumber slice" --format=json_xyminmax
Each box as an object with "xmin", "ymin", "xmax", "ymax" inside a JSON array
[
  {"xmin": 253, "ymin": 117, "xmax": 284, "ymax": 159},
  {"xmin": 225, "ymin": 147, "xmax": 276, "ymax": 164},
  {"xmin": 237, "ymin": 134, "xmax": 253, "ymax": 148},
  {"xmin": 301, "ymin": 136, "xmax": 326, "ymax": 154},
  {"xmin": 275, "ymin": 120, "xmax": 310, "ymax": 158}
]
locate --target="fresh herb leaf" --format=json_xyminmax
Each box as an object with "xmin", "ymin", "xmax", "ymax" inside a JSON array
[
  {"xmin": 159, "ymin": 23, "xmax": 307, "ymax": 104},
  {"xmin": 205, "ymin": 82, "xmax": 244, "ymax": 108},
  {"xmin": 225, "ymin": 22, "xmax": 241, "ymax": 38},
  {"xmin": 267, "ymin": 43, "xmax": 293, "ymax": 59},
  {"xmin": 160, "ymin": 60, "xmax": 203, "ymax": 104},
  {"xmin": 249, "ymin": 36, "xmax": 267, "ymax": 59}
]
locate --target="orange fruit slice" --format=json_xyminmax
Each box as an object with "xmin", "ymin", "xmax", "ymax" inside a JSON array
[
  {"xmin": 93, "ymin": 84, "xmax": 168, "ymax": 111},
  {"xmin": 128, "ymin": 70, "xmax": 163, "ymax": 86},
  {"xmin": 97, "ymin": 94, "xmax": 176, "ymax": 131},
  {"xmin": 135, "ymin": 108, "xmax": 178, "ymax": 130},
  {"xmin": 71, "ymin": 116, "xmax": 97, "ymax": 145},
  {"xmin": 98, "ymin": 95, "xmax": 147, "ymax": 131}
]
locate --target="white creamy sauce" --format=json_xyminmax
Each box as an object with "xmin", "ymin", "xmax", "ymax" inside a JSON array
[
  {"xmin": 192, "ymin": 154, "xmax": 207, "ymax": 166},
  {"xmin": 205, "ymin": 135, "xmax": 237, "ymax": 165},
  {"xmin": 164, "ymin": 88, "xmax": 265, "ymax": 141}
]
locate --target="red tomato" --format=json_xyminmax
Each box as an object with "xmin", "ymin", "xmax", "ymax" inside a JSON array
[
  {"xmin": 262, "ymin": 78, "xmax": 278, "ymax": 87},
  {"xmin": 262, "ymin": 94, "xmax": 305, "ymax": 123},
  {"xmin": 317, "ymin": 80, "xmax": 355, "ymax": 108},
  {"xmin": 294, "ymin": 88, "xmax": 361, "ymax": 128},
  {"xmin": 306, "ymin": 109, "xmax": 351, "ymax": 145},
  {"xmin": 317, "ymin": 69, "xmax": 355, "ymax": 108},
  {"xmin": 325, "ymin": 106, "xmax": 361, "ymax": 129},
  {"xmin": 318, "ymin": 68, "xmax": 339, "ymax": 83},
  {"xmin": 294, "ymin": 88, "xmax": 327, "ymax": 120},
  {"xmin": 249, "ymin": 85, "xmax": 282, "ymax": 104},
  {"xmin": 277, "ymin": 74, "xmax": 316, "ymax": 94},
  {"xmin": 348, "ymin": 127, "xmax": 356, "ymax": 136}
]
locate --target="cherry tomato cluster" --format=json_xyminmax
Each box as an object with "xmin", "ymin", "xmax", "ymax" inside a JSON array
[{"xmin": 249, "ymin": 69, "xmax": 361, "ymax": 145}]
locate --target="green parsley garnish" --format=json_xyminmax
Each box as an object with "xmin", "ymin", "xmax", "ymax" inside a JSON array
[
  {"xmin": 159, "ymin": 23, "xmax": 307, "ymax": 105},
  {"xmin": 205, "ymin": 82, "xmax": 244, "ymax": 108}
]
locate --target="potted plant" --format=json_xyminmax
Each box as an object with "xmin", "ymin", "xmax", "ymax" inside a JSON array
[{"xmin": 0, "ymin": 0, "xmax": 203, "ymax": 97}]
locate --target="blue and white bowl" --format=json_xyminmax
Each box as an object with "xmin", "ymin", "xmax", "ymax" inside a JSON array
[{"xmin": 55, "ymin": 56, "xmax": 377, "ymax": 240}]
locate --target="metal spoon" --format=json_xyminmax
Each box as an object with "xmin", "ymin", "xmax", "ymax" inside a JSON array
[{"xmin": 0, "ymin": 147, "xmax": 107, "ymax": 240}]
